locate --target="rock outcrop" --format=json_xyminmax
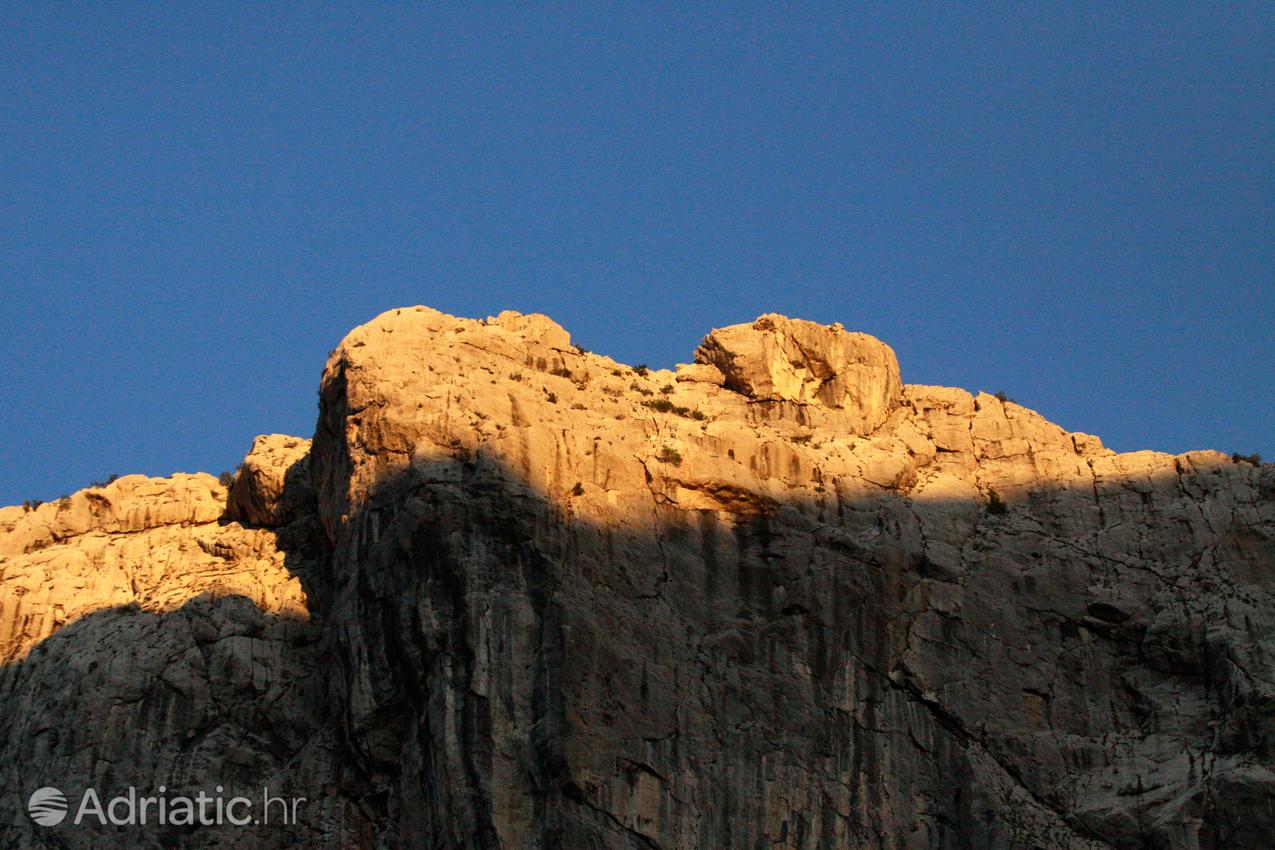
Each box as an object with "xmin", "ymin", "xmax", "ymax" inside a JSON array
[
  {"xmin": 227, "ymin": 433, "xmax": 315, "ymax": 527},
  {"xmin": 1, "ymin": 306, "xmax": 1272, "ymax": 850},
  {"xmin": 695, "ymin": 313, "xmax": 902, "ymax": 433},
  {"xmin": 0, "ymin": 459, "xmax": 350, "ymax": 849}
]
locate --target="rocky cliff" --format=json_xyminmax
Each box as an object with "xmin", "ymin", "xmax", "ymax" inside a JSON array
[{"xmin": 1, "ymin": 307, "xmax": 1271, "ymax": 849}]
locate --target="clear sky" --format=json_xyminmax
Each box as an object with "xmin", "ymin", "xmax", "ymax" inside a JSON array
[{"xmin": 2, "ymin": 4, "xmax": 1271, "ymax": 504}]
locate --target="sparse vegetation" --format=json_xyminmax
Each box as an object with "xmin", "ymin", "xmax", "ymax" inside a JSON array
[
  {"xmin": 657, "ymin": 446, "xmax": 683, "ymax": 466},
  {"xmin": 1232, "ymin": 452, "xmax": 1263, "ymax": 466},
  {"xmin": 21, "ymin": 499, "xmax": 42, "ymax": 512},
  {"xmin": 643, "ymin": 398, "xmax": 678, "ymax": 414},
  {"xmin": 509, "ymin": 371, "xmax": 524, "ymax": 382},
  {"xmin": 573, "ymin": 344, "xmax": 589, "ymax": 355},
  {"xmin": 545, "ymin": 390, "xmax": 558, "ymax": 404},
  {"xmin": 986, "ymin": 489, "xmax": 1008, "ymax": 516},
  {"xmin": 550, "ymin": 366, "xmax": 573, "ymax": 379},
  {"xmin": 641, "ymin": 398, "xmax": 706, "ymax": 420},
  {"xmin": 994, "ymin": 390, "xmax": 1013, "ymax": 404},
  {"xmin": 89, "ymin": 473, "xmax": 120, "ymax": 489},
  {"xmin": 611, "ymin": 369, "xmax": 623, "ymax": 377},
  {"xmin": 218, "ymin": 470, "xmax": 236, "ymax": 487},
  {"xmin": 634, "ymin": 364, "xmax": 650, "ymax": 377},
  {"xmin": 571, "ymin": 481, "xmax": 585, "ymax": 496},
  {"xmin": 660, "ymin": 383, "xmax": 674, "ymax": 394},
  {"xmin": 630, "ymin": 382, "xmax": 654, "ymax": 396},
  {"xmin": 571, "ymin": 402, "xmax": 587, "ymax": 410}
]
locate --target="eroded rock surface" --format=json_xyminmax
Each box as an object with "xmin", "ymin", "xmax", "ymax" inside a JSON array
[
  {"xmin": 0, "ymin": 464, "xmax": 352, "ymax": 848},
  {"xmin": 695, "ymin": 313, "xmax": 902, "ymax": 432},
  {"xmin": 227, "ymin": 433, "xmax": 315, "ymax": 527},
  {"xmin": 2, "ymin": 306, "xmax": 1272, "ymax": 850}
]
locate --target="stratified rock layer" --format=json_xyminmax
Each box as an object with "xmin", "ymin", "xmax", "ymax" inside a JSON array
[{"xmin": 1, "ymin": 306, "xmax": 1272, "ymax": 850}]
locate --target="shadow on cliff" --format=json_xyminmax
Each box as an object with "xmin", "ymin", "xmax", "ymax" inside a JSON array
[
  {"xmin": 2, "ymin": 449, "xmax": 1273, "ymax": 850},
  {"xmin": 307, "ymin": 443, "xmax": 1273, "ymax": 850},
  {"xmin": 0, "ymin": 481, "xmax": 341, "ymax": 850}
]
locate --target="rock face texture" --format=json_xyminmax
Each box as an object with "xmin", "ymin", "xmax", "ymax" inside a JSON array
[
  {"xmin": 0, "ymin": 463, "xmax": 354, "ymax": 849},
  {"xmin": 694, "ymin": 313, "xmax": 902, "ymax": 433},
  {"xmin": 1, "ymin": 306, "xmax": 1272, "ymax": 850},
  {"xmin": 227, "ymin": 433, "xmax": 315, "ymax": 527}
]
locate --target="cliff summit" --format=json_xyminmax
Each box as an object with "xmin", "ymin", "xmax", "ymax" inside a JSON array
[{"xmin": 1, "ymin": 306, "xmax": 1271, "ymax": 850}]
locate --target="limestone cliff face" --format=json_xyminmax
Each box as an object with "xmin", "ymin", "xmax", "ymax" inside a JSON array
[
  {"xmin": 1, "ymin": 306, "xmax": 1272, "ymax": 850},
  {"xmin": 0, "ymin": 460, "xmax": 350, "ymax": 849}
]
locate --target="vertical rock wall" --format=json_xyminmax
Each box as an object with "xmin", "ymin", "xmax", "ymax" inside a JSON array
[{"xmin": 1, "ymin": 306, "xmax": 1272, "ymax": 850}]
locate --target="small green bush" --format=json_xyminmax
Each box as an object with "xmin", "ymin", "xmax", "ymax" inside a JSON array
[
  {"xmin": 640, "ymin": 398, "xmax": 708, "ymax": 420},
  {"xmin": 986, "ymin": 489, "xmax": 1008, "ymax": 516},
  {"xmin": 657, "ymin": 446, "xmax": 683, "ymax": 466},
  {"xmin": 571, "ymin": 481, "xmax": 585, "ymax": 496},
  {"xmin": 550, "ymin": 366, "xmax": 573, "ymax": 379},
  {"xmin": 634, "ymin": 365, "xmax": 650, "ymax": 377},
  {"xmin": 1232, "ymin": 452, "xmax": 1263, "ymax": 466},
  {"xmin": 218, "ymin": 470, "xmax": 236, "ymax": 487}
]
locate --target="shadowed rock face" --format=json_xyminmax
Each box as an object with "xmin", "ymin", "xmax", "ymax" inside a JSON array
[
  {"xmin": 1, "ymin": 306, "xmax": 1273, "ymax": 850},
  {"xmin": 0, "ymin": 465, "xmax": 346, "ymax": 849}
]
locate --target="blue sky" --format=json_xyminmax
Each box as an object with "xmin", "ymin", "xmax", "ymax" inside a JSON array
[{"xmin": 2, "ymin": 4, "xmax": 1271, "ymax": 503}]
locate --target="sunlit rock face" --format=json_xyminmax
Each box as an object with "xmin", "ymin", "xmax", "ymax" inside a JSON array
[
  {"xmin": 0, "ymin": 467, "xmax": 344, "ymax": 849},
  {"xmin": 227, "ymin": 433, "xmax": 315, "ymax": 527},
  {"xmin": 695, "ymin": 313, "xmax": 902, "ymax": 433},
  {"xmin": 2, "ymin": 306, "xmax": 1274, "ymax": 850},
  {"xmin": 0, "ymin": 473, "xmax": 309, "ymax": 664}
]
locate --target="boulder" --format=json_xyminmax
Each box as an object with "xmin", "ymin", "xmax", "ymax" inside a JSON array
[
  {"xmin": 695, "ymin": 313, "xmax": 902, "ymax": 432},
  {"xmin": 226, "ymin": 434, "xmax": 313, "ymax": 527}
]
